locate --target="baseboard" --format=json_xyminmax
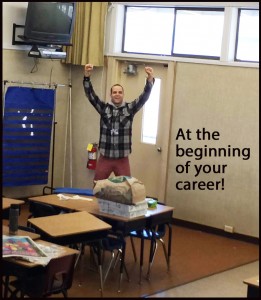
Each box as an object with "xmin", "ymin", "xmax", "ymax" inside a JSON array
[
  {"xmin": 172, "ymin": 218, "xmax": 259, "ymax": 245},
  {"xmin": 14, "ymin": 197, "xmax": 259, "ymax": 245}
]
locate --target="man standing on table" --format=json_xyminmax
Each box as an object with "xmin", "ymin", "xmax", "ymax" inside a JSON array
[{"xmin": 83, "ymin": 63, "xmax": 155, "ymax": 182}]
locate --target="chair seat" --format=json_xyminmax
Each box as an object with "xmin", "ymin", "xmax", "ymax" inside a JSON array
[
  {"xmin": 54, "ymin": 187, "xmax": 93, "ymax": 196},
  {"xmin": 130, "ymin": 225, "xmax": 166, "ymax": 240},
  {"xmin": 43, "ymin": 186, "xmax": 94, "ymax": 196}
]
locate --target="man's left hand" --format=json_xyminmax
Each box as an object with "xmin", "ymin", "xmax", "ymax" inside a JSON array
[{"xmin": 145, "ymin": 67, "xmax": 154, "ymax": 82}]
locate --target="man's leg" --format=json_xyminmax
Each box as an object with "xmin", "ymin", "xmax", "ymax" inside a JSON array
[
  {"xmin": 113, "ymin": 156, "xmax": 131, "ymax": 177},
  {"xmin": 94, "ymin": 155, "xmax": 114, "ymax": 181}
]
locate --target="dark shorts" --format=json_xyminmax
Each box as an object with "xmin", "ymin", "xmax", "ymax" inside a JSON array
[{"xmin": 94, "ymin": 155, "xmax": 131, "ymax": 181}]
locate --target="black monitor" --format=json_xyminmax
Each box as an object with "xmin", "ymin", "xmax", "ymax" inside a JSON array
[{"xmin": 22, "ymin": 2, "xmax": 76, "ymax": 46}]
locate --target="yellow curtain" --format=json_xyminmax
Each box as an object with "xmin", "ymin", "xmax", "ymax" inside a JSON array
[{"xmin": 63, "ymin": 2, "xmax": 108, "ymax": 66}]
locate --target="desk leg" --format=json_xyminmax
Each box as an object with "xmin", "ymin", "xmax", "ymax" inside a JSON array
[
  {"xmin": 139, "ymin": 235, "xmax": 144, "ymax": 284},
  {"xmin": 146, "ymin": 232, "xmax": 157, "ymax": 281},
  {"xmin": 97, "ymin": 241, "xmax": 103, "ymax": 297},
  {"xmin": 3, "ymin": 275, "xmax": 10, "ymax": 298},
  {"xmin": 118, "ymin": 238, "xmax": 126, "ymax": 293}
]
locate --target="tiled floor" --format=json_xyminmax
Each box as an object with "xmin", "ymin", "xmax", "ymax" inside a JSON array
[{"xmin": 148, "ymin": 260, "xmax": 259, "ymax": 298}]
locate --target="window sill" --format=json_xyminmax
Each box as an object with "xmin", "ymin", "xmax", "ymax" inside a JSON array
[{"xmin": 106, "ymin": 52, "xmax": 259, "ymax": 69}]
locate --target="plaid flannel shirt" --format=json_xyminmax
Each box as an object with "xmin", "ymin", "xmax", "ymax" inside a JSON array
[{"xmin": 83, "ymin": 77, "xmax": 154, "ymax": 158}]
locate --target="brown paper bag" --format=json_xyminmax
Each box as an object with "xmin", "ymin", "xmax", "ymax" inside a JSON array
[{"xmin": 93, "ymin": 176, "xmax": 146, "ymax": 205}]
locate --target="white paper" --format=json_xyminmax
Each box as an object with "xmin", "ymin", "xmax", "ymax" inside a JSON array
[{"xmin": 57, "ymin": 193, "xmax": 93, "ymax": 201}]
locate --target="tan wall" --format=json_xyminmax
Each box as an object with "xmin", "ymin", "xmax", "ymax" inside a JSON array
[
  {"xmin": 67, "ymin": 64, "xmax": 105, "ymax": 188},
  {"xmin": 2, "ymin": 50, "xmax": 259, "ymax": 237},
  {"xmin": 2, "ymin": 49, "xmax": 73, "ymax": 197},
  {"xmin": 166, "ymin": 62, "xmax": 259, "ymax": 237}
]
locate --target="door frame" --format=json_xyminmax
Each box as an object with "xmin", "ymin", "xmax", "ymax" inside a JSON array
[{"xmin": 105, "ymin": 56, "xmax": 175, "ymax": 202}]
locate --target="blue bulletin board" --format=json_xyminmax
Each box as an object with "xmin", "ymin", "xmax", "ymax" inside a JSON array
[{"xmin": 2, "ymin": 86, "xmax": 55, "ymax": 186}]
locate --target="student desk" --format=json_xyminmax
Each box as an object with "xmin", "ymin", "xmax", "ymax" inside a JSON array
[
  {"xmin": 28, "ymin": 195, "xmax": 174, "ymax": 290},
  {"xmin": 27, "ymin": 211, "xmax": 112, "ymax": 296},
  {"xmin": 2, "ymin": 197, "xmax": 26, "ymax": 221},
  {"xmin": 2, "ymin": 197, "xmax": 25, "ymax": 210},
  {"xmin": 2, "ymin": 225, "xmax": 41, "ymax": 240},
  {"xmin": 90, "ymin": 204, "xmax": 173, "ymax": 289},
  {"xmin": 2, "ymin": 238, "xmax": 79, "ymax": 298},
  {"xmin": 243, "ymin": 276, "xmax": 259, "ymax": 298},
  {"xmin": 27, "ymin": 211, "xmax": 111, "ymax": 245},
  {"xmin": 27, "ymin": 193, "xmax": 97, "ymax": 212},
  {"xmin": 2, "ymin": 225, "xmax": 40, "ymax": 297}
]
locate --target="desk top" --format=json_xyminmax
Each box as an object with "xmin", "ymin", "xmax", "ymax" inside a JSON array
[
  {"xmin": 89, "ymin": 204, "xmax": 174, "ymax": 222},
  {"xmin": 28, "ymin": 194, "xmax": 98, "ymax": 212},
  {"xmin": 28, "ymin": 194, "xmax": 174, "ymax": 222},
  {"xmin": 27, "ymin": 211, "xmax": 112, "ymax": 238},
  {"xmin": 243, "ymin": 276, "xmax": 259, "ymax": 287},
  {"xmin": 3, "ymin": 225, "xmax": 41, "ymax": 240},
  {"xmin": 2, "ymin": 198, "xmax": 25, "ymax": 210},
  {"xmin": 3, "ymin": 239, "xmax": 79, "ymax": 268}
]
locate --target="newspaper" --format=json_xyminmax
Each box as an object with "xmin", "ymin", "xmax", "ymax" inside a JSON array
[{"xmin": 2, "ymin": 235, "xmax": 51, "ymax": 265}]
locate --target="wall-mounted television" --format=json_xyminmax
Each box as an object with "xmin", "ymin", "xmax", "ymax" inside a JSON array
[{"xmin": 22, "ymin": 2, "xmax": 76, "ymax": 46}]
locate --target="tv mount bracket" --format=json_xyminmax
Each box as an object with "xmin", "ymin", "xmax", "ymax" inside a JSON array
[
  {"xmin": 12, "ymin": 24, "xmax": 67, "ymax": 59},
  {"xmin": 12, "ymin": 24, "xmax": 31, "ymax": 45}
]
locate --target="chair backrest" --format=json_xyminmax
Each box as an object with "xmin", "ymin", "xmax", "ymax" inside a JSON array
[
  {"xmin": 43, "ymin": 254, "xmax": 77, "ymax": 297},
  {"xmin": 18, "ymin": 225, "xmax": 36, "ymax": 233},
  {"xmin": 29, "ymin": 201, "xmax": 60, "ymax": 218}
]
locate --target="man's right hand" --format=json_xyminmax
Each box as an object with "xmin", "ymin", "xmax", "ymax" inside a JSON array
[{"xmin": 84, "ymin": 64, "xmax": 93, "ymax": 77}]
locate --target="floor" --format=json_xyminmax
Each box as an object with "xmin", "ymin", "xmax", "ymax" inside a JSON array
[
  {"xmin": 148, "ymin": 260, "xmax": 259, "ymax": 298},
  {"xmin": 3, "ymin": 204, "xmax": 259, "ymax": 298}
]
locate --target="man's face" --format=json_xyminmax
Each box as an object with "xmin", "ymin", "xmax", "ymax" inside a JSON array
[{"xmin": 111, "ymin": 85, "xmax": 124, "ymax": 106}]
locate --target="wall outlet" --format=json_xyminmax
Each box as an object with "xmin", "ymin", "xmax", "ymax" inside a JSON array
[{"xmin": 224, "ymin": 225, "xmax": 234, "ymax": 233}]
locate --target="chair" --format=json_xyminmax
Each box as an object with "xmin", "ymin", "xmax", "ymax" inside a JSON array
[
  {"xmin": 129, "ymin": 200, "xmax": 171, "ymax": 280},
  {"xmin": 17, "ymin": 225, "xmax": 36, "ymax": 233},
  {"xmin": 2, "ymin": 225, "xmax": 38, "ymax": 297},
  {"xmin": 27, "ymin": 201, "xmax": 61, "ymax": 226},
  {"xmin": 28, "ymin": 201, "xmax": 61, "ymax": 217},
  {"xmin": 27, "ymin": 202, "xmax": 83, "ymax": 268},
  {"xmin": 90, "ymin": 231, "xmax": 129, "ymax": 292},
  {"xmin": 43, "ymin": 186, "xmax": 93, "ymax": 196},
  {"xmin": 9, "ymin": 253, "xmax": 77, "ymax": 298}
]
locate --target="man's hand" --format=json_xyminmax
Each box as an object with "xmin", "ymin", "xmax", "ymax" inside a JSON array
[
  {"xmin": 145, "ymin": 66, "xmax": 154, "ymax": 82},
  {"xmin": 84, "ymin": 64, "xmax": 93, "ymax": 77}
]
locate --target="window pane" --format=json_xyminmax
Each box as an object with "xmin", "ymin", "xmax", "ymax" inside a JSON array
[
  {"xmin": 236, "ymin": 9, "xmax": 259, "ymax": 62},
  {"xmin": 173, "ymin": 9, "xmax": 224, "ymax": 58},
  {"xmin": 123, "ymin": 7, "xmax": 174, "ymax": 55},
  {"xmin": 142, "ymin": 78, "xmax": 161, "ymax": 144}
]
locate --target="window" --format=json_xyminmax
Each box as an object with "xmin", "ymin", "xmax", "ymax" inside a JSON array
[
  {"xmin": 123, "ymin": 6, "xmax": 174, "ymax": 55},
  {"xmin": 235, "ymin": 9, "xmax": 259, "ymax": 62},
  {"xmin": 173, "ymin": 8, "xmax": 224, "ymax": 59},
  {"xmin": 142, "ymin": 78, "xmax": 161, "ymax": 144},
  {"xmin": 121, "ymin": 4, "xmax": 259, "ymax": 64}
]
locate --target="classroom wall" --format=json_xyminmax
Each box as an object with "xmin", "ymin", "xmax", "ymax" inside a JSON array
[
  {"xmin": 2, "ymin": 49, "xmax": 73, "ymax": 197},
  {"xmin": 3, "ymin": 50, "xmax": 259, "ymax": 237},
  {"xmin": 166, "ymin": 62, "xmax": 259, "ymax": 237},
  {"xmin": 2, "ymin": 3, "xmax": 259, "ymax": 238}
]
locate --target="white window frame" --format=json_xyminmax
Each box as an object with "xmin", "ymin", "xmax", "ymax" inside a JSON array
[
  {"xmin": 234, "ymin": 8, "xmax": 259, "ymax": 62},
  {"xmin": 105, "ymin": 2, "xmax": 259, "ymax": 69}
]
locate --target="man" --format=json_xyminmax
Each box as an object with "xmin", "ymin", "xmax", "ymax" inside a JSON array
[{"xmin": 83, "ymin": 63, "xmax": 154, "ymax": 181}]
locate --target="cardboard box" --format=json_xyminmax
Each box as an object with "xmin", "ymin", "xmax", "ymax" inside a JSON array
[{"xmin": 98, "ymin": 198, "xmax": 148, "ymax": 218}]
